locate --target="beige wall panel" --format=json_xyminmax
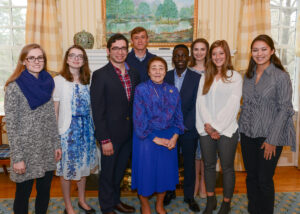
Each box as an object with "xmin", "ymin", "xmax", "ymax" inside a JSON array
[{"xmin": 60, "ymin": 0, "xmax": 102, "ymax": 53}]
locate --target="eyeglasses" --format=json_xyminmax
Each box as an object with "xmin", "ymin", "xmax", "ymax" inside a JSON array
[
  {"xmin": 26, "ymin": 56, "xmax": 45, "ymax": 63},
  {"xmin": 111, "ymin": 47, "xmax": 128, "ymax": 52},
  {"xmin": 68, "ymin": 53, "xmax": 84, "ymax": 60}
]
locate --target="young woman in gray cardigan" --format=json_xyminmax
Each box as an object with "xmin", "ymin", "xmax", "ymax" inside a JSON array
[{"xmin": 4, "ymin": 43, "xmax": 61, "ymax": 214}]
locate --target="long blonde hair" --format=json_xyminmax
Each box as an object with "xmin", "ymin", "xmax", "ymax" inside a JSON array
[
  {"xmin": 5, "ymin": 43, "xmax": 47, "ymax": 88},
  {"xmin": 203, "ymin": 40, "xmax": 233, "ymax": 95}
]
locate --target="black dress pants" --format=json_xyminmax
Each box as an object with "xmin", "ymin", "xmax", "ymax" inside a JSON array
[
  {"xmin": 98, "ymin": 139, "xmax": 131, "ymax": 213},
  {"xmin": 13, "ymin": 170, "xmax": 54, "ymax": 214},
  {"xmin": 241, "ymin": 133, "xmax": 282, "ymax": 214},
  {"xmin": 177, "ymin": 136, "xmax": 198, "ymax": 200}
]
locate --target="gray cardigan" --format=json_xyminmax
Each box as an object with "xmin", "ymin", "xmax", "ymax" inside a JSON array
[{"xmin": 4, "ymin": 82, "xmax": 61, "ymax": 183}]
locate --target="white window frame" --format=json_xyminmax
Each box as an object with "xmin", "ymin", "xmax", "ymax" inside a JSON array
[
  {"xmin": 0, "ymin": 0, "xmax": 27, "ymax": 115},
  {"xmin": 270, "ymin": 0, "xmax": 299, "ymax": 110}
]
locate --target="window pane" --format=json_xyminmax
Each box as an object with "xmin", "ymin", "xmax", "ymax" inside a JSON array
[
  {"xmin": 279, "ymin": 28, "xmax": 295, "ymax": 46},
  {"xmin": 0, "ymin": 68, "xmax": 12, "ymax": 115},
  {"xmin": 0, "ymin": 0, "xmax": 9, "ymax": 6},
  {"xmin": 13, "ymin": 28, "xmax": 25, "ymax": 46},
  {"xmin": 12, "ymin": 8, "xmax": 26, "ymax": 26},
  {"xmin": 271, "ymin": 28, "xmax": 279, "ymax": 43},
  {"xmin": 0, "ymin": 28, "xmax": 11, "ymax": 45},
  {"xmin": 12, "ymin": 0, "xmax": 27, "ymax": 6},
  {"xmin": 282, "ymin": 0, "xmax": 298, "ymax": 7},
  {"xmin": 289, "ymin": 10, "xmax": 297, "ymax": 28},
  {"xmin": 0, "ymin": 8, "xmax": 10, "ymax": 26},
  {"xmin": 12, "ymin": 47, "xmax": 21, "ymax": 66},
  {"xmin": 270, "ymin": 0, "xmax": 281, "ymax": 6},
  {"xmin": 281, "ymin": 48, "xmax": 295, "ymax": 66},
  {"xmin": 0, "ymin": 49, "xmax": 12, "ymax": 67},
  {"xmin": 271, "ymin": 9, "xmax": 280, "ymax": 26}
]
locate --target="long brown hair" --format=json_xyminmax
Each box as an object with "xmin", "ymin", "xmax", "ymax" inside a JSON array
[
  {"xmin": 203, "ymin": 40, "xmax": 234, "ymax": 95},
  {"xmin": 5, "ymin": 43, "xmax": 47, "ymax": 87},
  {"xmin": 60, "ymin": 45, "xmax": 90, "ymax": 85},
  {"xmin": 246, "ymin": 34, "xmax": 286, "ymax": 78},
  {"xmin": 189, "ymin": 38, "xmax": 209, "ymax": 67}
]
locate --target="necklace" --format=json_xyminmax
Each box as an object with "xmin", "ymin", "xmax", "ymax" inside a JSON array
[{"xmin": 153, "ymin": 87, "xmax": 159, "ymax": 98}]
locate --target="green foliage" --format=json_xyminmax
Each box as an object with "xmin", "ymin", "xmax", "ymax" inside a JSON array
[
  {"xmin": 106, "ymin": 0, "xmax": 120, "ymax": 18},
  {"xmin": 155, "ymin": 4, "xmax": 164, "ymax": 18},
  {"xmin": 119, "ymin": 0, "xmax": 135, "ymax": 18},
  {"xmin": 179, "ymin": 7, "xmax": 192, "ymax": 19},
  {"xmin": 137, "ymin": 2, "xmax": 151, "ymax": 18},
  {"xmin": 155, "ymin": 0, "xmax": 178, "ymax": 20},
  {"xmin": 163, "ymin": 0, "xmax": 178, "ymax": 19}
]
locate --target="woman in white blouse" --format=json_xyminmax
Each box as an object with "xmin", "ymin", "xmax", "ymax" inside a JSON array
[{"xmin": 195, "ymin": 40, "xmax": 242, "ymax": 214}]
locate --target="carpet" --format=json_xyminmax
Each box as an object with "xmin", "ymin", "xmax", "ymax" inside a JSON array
[{"xmin": 0, "ymin": 192, "xmax": 300, "ymax": 214}]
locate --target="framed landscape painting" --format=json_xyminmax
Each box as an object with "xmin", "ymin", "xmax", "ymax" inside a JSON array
[{"xmin": 102, "ymin": 0, "xmax": 198, "ymax": 47}]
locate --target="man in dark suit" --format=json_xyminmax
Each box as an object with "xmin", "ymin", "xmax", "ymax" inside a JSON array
[
  {"xmin": 164, "ymin": 44, "xmax": 201, "ymax": 212},
  {"xmin": 90, "ymin": 33, "xmax": 140, "ymax": 214}
]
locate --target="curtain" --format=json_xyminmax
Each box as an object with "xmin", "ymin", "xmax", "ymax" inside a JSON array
[
  {"xmin": 25, "ymin": 0, "xmax": 62, "ymax": 73},
  {"xmin": 235, "ymin": 0, "xmax": 271, "ymax": 72},
  {"xmin": 297, "ymin": 11, "xmax": 300, "ymax": 168},
  {"xmin": 296, "ymin": 11, "xmax": 300, "ymax": 57}
]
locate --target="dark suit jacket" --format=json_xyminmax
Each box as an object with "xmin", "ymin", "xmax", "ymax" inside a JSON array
[
  {"xmin": 164, "ymin": 68, "xmax": 201, "ymax": 139},
  {"xmin": 90, "ymin": 62, "xmax": 140, "ymax": 144}
]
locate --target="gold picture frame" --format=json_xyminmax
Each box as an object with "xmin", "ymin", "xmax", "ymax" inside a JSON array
[{"xmin": 101, "ymin": 0, "xmax": 198, "ymax": 47}]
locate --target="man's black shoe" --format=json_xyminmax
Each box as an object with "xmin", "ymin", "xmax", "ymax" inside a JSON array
[
  {"xmin": 184, "ymin": 198, "xmax": 200, "ymax": 212},
  {"xmin": 163, "ymin": 191, "xmax": 176, "ymax": 206}
]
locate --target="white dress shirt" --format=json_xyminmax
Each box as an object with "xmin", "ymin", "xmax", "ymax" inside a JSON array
[{"xmin": 196, "ymin": 70, "xmax": 242, "ymax": 137}]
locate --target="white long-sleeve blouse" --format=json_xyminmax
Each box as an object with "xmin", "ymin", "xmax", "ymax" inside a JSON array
[{"xmin": 196, "ymin": 70, "xmax": 243, "ymax": 137}]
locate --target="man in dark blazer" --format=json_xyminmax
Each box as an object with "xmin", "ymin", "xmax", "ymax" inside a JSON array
[
  {"xmin": 164, "ymin": 44, "xmax": 201, "ymax": 212},
  {"xmin": 90, "ymin": 33, "xmax": 140, "ymax": 214}
]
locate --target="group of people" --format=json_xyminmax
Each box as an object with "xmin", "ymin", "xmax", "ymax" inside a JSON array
[{"xmin": 4, "ymin": 26, "xmax": 296, "ymax": 214}]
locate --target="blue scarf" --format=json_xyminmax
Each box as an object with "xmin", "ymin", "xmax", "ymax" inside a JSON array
[{"xmin": 16, "ymin": 69, "xmax": 54, "ymax": 110}]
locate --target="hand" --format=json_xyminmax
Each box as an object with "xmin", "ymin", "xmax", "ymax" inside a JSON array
[
  {"xmin": 13, "ymin": 161, "xmax": 26, "ymax": 174},
  {"xmin": 210, "ymin": 131, "xmax": 220, "ymax": 140},
  {"xmin": 261, "ymin": 142, "xmax": 276, "ymax": 160},
  {"xmin": 55, "ymin": 149, "xmax": 62, "ymax": 161},
  {"xmin": 153, "ymin": 137, "xmax": 169, "ymax": 148},
  {"xmin": 102, "ymin": 142, "xmax": 114, "ymax": 156},
  {"xmin": 204, "ymin": 123, "xmax": 215, "ymax": 135},
  {"xmin": 167, "ymin": 134, "xmax": 179, "ymax": 150}
]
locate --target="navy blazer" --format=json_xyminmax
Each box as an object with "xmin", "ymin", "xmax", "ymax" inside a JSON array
[
  {"xmin": 164, "ymin": 68, "xmax": 201, "ymax": 139},
  {"xmin": 90, "ymin": 62, "xmax": 140, "ymax": 144}
]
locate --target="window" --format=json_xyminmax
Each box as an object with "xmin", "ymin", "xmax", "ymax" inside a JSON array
[
  {"xmin": 270, "ymin": 0, "xmax": 299, "ymax": 110},
  {"xmin": 0, "ymin": 0, "xmax": 27, "ymax": 115}
]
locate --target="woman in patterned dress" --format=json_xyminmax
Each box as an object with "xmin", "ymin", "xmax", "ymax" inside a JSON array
[
  {"xmin": 4, "ymin": 43, "xmax": 61, "ymax": 214},
  {"xmin": 53, "ymin": 45, "xmax": 98, "ymax": 214},
  {"xmin": 131, "ymin": 56, "xmax": 185, "ymax": 214}
]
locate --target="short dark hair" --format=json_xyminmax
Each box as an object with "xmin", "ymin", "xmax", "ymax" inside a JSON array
[
  {"xmin": 173, "ymin": 44, "xmax": 189, "ymax": 55},
  {"xmin": 131, "ymin": 26, "xmax": 148, "ymax": 38},
  {"xmin": 107, "ymin": 33, "xmax": 129, "ymax": 50}
]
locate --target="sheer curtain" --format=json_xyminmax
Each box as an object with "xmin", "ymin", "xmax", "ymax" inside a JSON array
[{"xmin": 25, "ymin": 0, "xmax": 62, "ymax": 73}]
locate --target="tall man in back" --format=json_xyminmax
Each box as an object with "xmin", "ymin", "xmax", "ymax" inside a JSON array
[
  {"xmin": 126, "ymin": 26, "xmax": 156, "ymax": 82},
  {"xmin": 90, "ymin": 33, "xmax": 140, "ymax": 214},
  {"xmin": 164, "ymin": 44, "xmax": 201, "ymax": 212}
]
